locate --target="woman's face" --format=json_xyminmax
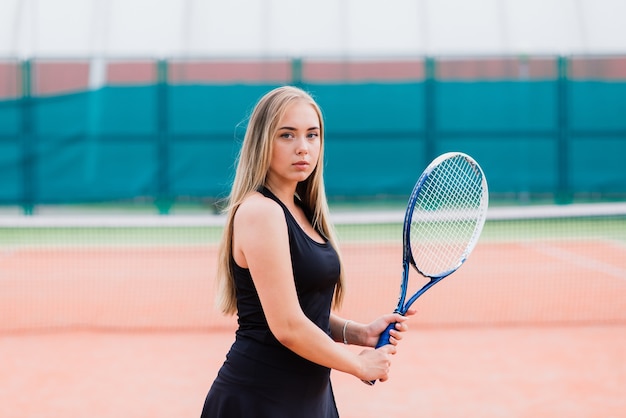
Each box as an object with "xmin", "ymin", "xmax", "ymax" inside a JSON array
[{"xmin": 267, "ymin": 100, "xmax": 321, "ymax": 187}]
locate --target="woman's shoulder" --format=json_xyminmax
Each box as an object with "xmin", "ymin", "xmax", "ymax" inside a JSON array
[{"xmin": 235, "ymin": 191, "xmax": 285, "ymax": 227}]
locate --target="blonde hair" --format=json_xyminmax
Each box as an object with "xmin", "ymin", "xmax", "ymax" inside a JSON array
[{"xmin": 215, "ymin": 86, "xmax": 345, "ymax": 315}]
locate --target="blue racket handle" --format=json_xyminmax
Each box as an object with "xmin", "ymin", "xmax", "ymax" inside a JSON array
[
  {"xmin": 375, "ymin": 322, "xmax": 397, "ymax": 348},
  {"xmin": 364, "ymin": 322, "xmax": 398, "ymax": 385}
]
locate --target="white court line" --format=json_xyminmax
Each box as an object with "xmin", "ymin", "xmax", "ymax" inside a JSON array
[{"xmin": 526, "ymin": 241, "xmax": 626, "ymax": 281}]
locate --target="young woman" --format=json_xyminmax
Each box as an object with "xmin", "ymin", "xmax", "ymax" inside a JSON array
[{"xmin": 201, "ymin": 86, "xmax": 413, "ymax": 417}]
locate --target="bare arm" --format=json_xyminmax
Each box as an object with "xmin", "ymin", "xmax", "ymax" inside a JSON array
[
  {"xmin": 233, "ymin": 193, "xmax": 394, "ymax": 382},
  {"xmin": 330, "ymin": 311, "xmax": 415, "ymax": 347}
]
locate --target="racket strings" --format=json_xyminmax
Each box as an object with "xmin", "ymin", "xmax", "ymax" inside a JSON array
[{"xmin": 410, "ymin": 155, "xmax": 487, "ymax": 277}]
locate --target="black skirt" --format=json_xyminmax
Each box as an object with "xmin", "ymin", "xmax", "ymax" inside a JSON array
[{"xmin": 201, "ymin": 340, "xmax": 340, "ymax": 418}]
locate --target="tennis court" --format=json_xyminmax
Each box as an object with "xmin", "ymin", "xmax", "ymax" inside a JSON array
[
  {"xmin": 3, "ymin": 2, "xmax": 626, "ymax": 416},
  {"xmin": 1, "ymin": 204, "xmax": 625, "ymax": 417}
]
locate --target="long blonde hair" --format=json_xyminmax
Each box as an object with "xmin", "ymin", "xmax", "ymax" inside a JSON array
[{"xmin": 215, "ymin": 86, "xmax": 344, "ymax": 315}]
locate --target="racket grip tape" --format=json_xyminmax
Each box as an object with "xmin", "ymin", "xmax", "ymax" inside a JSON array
[
  {"xmin": 363, "ymin": 322, "xmax": 398, "ymax": 386},
  {"xmin": 374, "ymin": 322, "xmax": 396, "ymax": 348}
]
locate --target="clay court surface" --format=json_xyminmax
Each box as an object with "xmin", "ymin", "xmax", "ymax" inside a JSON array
[
  {"xmin": 1, "ymin": 238, "xmax": 625, "ymax": 417},
  {"xmin": 1, "ymin": 326, "xmax": 625, "ymax": 418}
]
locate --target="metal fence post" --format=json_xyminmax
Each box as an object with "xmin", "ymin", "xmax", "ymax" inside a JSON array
[
  {"xmin": 556, "ymin": 55, "xmax": 572, "ymax": 204},
  {"xmin": 291, "ymin": 57, "xmax": 303, "ymax": 86},
  {"xmin": 156, "ymin": 59, "xmax": 171, "ymax": 215},
  {"xmin": 424, "ymin": 56, "xmax": 436, "ymax": 163},
  {"xmin": 20, "ymin": 59, "xmax": 35, "ymax": 215}
]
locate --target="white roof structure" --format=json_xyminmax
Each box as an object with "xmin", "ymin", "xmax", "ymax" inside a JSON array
[{"xmin": 1, "ymin": 0, "xmax": 625, "ymax": 59}]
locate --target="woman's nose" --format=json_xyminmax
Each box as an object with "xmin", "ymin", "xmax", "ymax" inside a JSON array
[{"xmin": 295, "ymin": 137, "xmax": 309, "ymax": 154}]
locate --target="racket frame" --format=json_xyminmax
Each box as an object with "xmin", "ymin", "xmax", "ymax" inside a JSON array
[
  {"xmin": 366, "ymin": 152, "xmax": 487, "ymax": 385},
  {"xmin": 375, "ymin": 152, "xmax": 488, "ymax": 346}
]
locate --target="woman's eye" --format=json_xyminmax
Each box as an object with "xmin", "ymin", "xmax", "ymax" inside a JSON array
[{"xmin": 280, "ymin": 132, "xmax": 293, "ymax": 139}]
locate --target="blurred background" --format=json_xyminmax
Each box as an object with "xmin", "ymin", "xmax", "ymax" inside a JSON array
[
  {"xmin": 1, "ymin": 1, "xmax": 625, "ymax": 417},
  {"xmin": 1, "ymin": 0, "xmax": 626, "ymax": 213}
]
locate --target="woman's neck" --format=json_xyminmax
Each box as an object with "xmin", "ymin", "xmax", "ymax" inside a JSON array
[{"xmin": 263, "ymin": 182, "xmax": 297, "ymax": 209}]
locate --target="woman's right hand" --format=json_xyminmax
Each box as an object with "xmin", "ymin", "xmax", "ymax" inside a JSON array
[{"xmin": 357, "ymin": 344, "xmax": 397, "ymax": 382}]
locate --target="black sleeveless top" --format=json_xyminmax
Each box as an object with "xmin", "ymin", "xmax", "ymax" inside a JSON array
[{"xmin": 201, "ymin": 187, "xmax": 342, "ymax": 418}]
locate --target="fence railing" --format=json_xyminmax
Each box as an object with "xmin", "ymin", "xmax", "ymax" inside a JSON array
[{"xmin": 1, "ymin": 55, "xmax": 625, "ymax": 214}]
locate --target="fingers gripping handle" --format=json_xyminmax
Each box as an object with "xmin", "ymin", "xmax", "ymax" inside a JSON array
[
  {"xmin": 364, "ymin": 322, "xmax": 397, "ymax": 386},
  {"xmin": 375, "ymin": 322, "xmax": 396, "ymax": 348}
]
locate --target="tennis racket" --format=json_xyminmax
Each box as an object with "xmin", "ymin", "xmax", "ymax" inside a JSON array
[{"xmin": 367, "ymin": 152, "xmax": 488, "ymax": 385}]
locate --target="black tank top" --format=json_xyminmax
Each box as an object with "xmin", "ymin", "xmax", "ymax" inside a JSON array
[
  {"xmin": 234, "ymin": 187, "xmax": 341, "ymax": 348},
  {"xmin": 200, "ymin": 187, "xmax": 341, "ymax": 417}
]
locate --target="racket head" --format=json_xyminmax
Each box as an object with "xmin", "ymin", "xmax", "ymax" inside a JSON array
[
  {"xmin": 403, "ymin": 152, "xmax": 488, "ymax": 279},
  {"xmin": 368, "ymin": 152, "xmax": 488, "ymax": 386}
]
